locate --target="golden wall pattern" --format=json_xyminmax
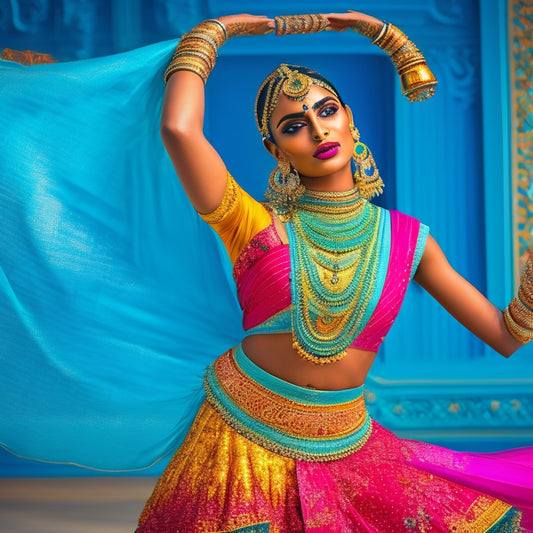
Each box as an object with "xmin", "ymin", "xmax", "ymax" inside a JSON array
[{"xmin": 509, "ymin": 0, "xmax": 533, "ymax": 274}]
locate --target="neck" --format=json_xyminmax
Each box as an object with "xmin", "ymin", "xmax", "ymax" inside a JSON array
[{"xmin": 299, "ymin": 166, "xmax": 355, "ymax": 193}]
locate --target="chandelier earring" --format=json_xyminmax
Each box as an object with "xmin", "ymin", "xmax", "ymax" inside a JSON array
[
  {"xmin": 346, "ymin": 109, "xmax": 384, "ymax": 199},
  {"xmin": 345, "ymin": 105, "xmax": 383, "ymax": 199},
  {"xmin": 265, "ymin": 155, "xmax": 305, "ymax": 221},
  {"xmin": 352, "ymin": 139, "xmax": 384, "ymax": 200}
]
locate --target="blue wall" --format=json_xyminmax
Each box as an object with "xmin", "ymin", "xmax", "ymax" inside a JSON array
[{"xmin": 1, "ymin": 0, "xmax": 531, "ymax": 476}]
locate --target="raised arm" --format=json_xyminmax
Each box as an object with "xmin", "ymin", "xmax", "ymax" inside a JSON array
[
  {"xmin": 414, "ymin": 235, "xmax": 526, "ymax": 357},
  {"xmin": 160, "ymin": 15, "xmax": 274, "ymax": 214}
]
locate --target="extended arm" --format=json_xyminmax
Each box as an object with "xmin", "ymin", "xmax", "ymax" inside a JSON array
[
  {"xmin": 414, "ymin": 235, "xmax": 524, "ymax": 357},
  {"xmin": 160, "ymin": 15, "xmax": 274, "ymax": 214}
]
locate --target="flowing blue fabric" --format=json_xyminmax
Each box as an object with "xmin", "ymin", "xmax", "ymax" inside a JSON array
[{"xmin": 0, "ymin": 41, "xmax": 244, "ymax": 471}]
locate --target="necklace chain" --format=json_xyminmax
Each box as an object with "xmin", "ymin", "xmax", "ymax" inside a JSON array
[{"xmin": 288, "ymin": 189, "xmax": 383, "ymax": 363}]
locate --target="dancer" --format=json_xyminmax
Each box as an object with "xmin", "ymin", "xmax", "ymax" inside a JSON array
[{"xmin": 135, "ymin": 11, "xmax": 533, "ymax": 533}]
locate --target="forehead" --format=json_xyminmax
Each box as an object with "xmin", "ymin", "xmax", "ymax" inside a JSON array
[{"xmin": 270, "ymin": 84, "xmax": 339, "ymax": 124}]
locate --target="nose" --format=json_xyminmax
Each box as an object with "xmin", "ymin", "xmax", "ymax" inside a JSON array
[
  {"xmin": 313, "ymin": 129, "xmax": 329, "ymax": 141},
  {"xmin": 308, "ymin": 113, "xmax": 329, "ymax": 141}
]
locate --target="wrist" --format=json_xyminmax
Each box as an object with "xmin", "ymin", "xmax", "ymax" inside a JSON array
[
  {"xmin": 274, "ymin": 14, "xmax": 329, "ymax": 35},
  {"xmin": 164, "ymin": 20, "xmax": 227, "ymax": 84},
  {"xmin": 503, "ymin": 257, "xmax": 533, "ymax": 344}
]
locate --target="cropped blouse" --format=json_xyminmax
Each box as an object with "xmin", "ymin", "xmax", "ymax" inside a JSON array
[{"xmin": 201, "ymin": 173, "xmax": 429, "ymax": 353}]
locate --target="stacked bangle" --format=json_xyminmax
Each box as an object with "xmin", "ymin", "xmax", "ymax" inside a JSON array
[
  {"xmin": 275, "ymin": 14, "xmax": 329, "ymax": 35},
  {"xmin": 504, "ymin": 257, "xmax": 533, "ymax": 343},
  {"xmin": 164, "ymin": 19, "xmax": 227, "ymax": 84},
  {"xmin": 350, "ymin": 20, "xmax": 437, "ymax": 102}
]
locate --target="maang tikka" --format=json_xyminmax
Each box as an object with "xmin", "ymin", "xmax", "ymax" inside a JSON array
[{"xmin": 347, "ymin": 107, "xmax": 384, "ymax": 199}]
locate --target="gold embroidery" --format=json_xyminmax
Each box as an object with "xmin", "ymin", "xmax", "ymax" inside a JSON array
[
  {"xmin": 445, "ymin": 496, "xmax": 518, "ymax": 532},
  {"xmin": 214, "ymin": 351, "xmax": 367, "ymax": 439},
  {"xmin": 200, "ymin": 172, "xmax": 239, "ymax": 224}
]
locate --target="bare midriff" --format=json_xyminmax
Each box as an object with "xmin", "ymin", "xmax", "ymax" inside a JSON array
[{"xmin": 241, "ymin": 333, "xmax": 377, "ymax": 391}]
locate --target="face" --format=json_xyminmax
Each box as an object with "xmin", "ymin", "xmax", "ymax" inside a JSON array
[{"xmin": 267, "ymin": 84, "xmax": 355, "ymax": 190}]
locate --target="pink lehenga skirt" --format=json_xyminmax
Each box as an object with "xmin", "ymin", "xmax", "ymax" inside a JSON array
[{"xmin": 137, "ymin": 347, "xmax": 533, "ymax": 532}]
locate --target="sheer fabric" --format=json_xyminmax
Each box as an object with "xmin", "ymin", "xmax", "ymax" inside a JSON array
[{"xmin": 0, "ymin": 40, "xmax": 244, "ymax": 471}]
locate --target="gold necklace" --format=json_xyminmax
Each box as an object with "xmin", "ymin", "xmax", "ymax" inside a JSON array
[{"xmin": 287, "ymin": 189, "xmax": 384, "ymax": 363}]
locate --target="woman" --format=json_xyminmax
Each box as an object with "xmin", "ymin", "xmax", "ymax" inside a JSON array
[{"xmin": 136, "ymin": 11, "xmax": 532, "ymax": 533}]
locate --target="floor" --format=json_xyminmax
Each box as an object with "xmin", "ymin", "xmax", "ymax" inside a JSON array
[{"xmin": 0, "ymin": 477, "xmax": 158, "ymax": 533}]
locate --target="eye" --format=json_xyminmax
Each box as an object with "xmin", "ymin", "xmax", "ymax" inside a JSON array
[
  {"xmin": 319, "ymin": 104, "xmax": 338, "ymax": 117},
  {"xmin": 282, "ymin": 121, "xmax": 305, "ymax": 135}
]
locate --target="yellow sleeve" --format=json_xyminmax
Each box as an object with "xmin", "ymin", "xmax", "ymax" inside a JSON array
[{"xmin": 199, "ymin": 172, "xmax": 272, "ymax": 264}]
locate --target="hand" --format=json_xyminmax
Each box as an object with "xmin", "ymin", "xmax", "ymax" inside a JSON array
[
  {"xmin": 324, "ymin": 11, "xmax": 383, "ymax": 38},
  {"xmin": 217, "ymin": 14, "xmax": 275, "ymax": 38}
]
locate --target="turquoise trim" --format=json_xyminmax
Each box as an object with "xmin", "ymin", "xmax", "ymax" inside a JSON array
[
  {"xmin": 410, "ymin": 223, "xmax": 429, "ymax": 279},
  {"xmin": 357, "ymin": 208, "xmax": 391, "ymax": 328},
  {"xmin": 235, "ymin": 345, "xmax": 364, "ymax": 405},
  {"xmin": 485, "ymin": 506, "xmax": 523, "ymax": 532},
  {"xmin": 245, "ymin": 308, "xmax": 291, "ymax": 336},
  {"xmin": 229, "ymin": 523, "xmax": 270, "ymax": 533}
]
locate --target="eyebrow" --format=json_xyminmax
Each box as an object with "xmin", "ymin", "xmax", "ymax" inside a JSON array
[{"xmin": 276, "ymin": 96, "xmax": 337, "ymax": 128}]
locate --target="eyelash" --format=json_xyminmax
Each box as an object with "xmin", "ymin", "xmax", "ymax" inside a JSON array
[{"xmin": 282, "ymin": 105, "xmax": 339, "ymax": 135}]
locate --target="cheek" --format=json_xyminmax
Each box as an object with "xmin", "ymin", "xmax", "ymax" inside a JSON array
[{"xmin": 278, "ymin": 136, "xmax": 311, "ymax": 159}]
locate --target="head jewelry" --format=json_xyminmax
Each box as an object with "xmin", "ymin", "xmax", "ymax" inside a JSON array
[{"xmin": 255, "ymin": 64, "xmax": 344, "ymax": 140}]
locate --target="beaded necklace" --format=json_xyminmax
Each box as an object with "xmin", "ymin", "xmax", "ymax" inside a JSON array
[{"xmin": 286, "ymin": 188, "xmax": 384, "ymax": 363}]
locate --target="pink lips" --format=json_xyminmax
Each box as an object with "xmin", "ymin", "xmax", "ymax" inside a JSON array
[{"xmin": 313, "ymin": 142, "xmax": 340, "ymax": 159}]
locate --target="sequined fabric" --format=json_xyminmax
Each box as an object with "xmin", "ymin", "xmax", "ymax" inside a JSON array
[
  {"xmin": 233, "ymin": 220, "xmax": 283, "ymax": 281},
  {"xmin": 295, "ymin": 423, "xmax": 523, "ymax": 532},
  {"xmin": 137, "ymin": 349, "xmax": 527, "ymax": 532},
  {"xmin": 137, "ymin": 402, "xmax": 304, "ymax": 533}
]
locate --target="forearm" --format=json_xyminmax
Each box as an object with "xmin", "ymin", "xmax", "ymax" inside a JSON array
[
  {"xmin": 415, "ymin": 236, "xmax": 524, "ymax": 357},
  {"xmin": 420, "ymin": 269, "xmax": 522, "ymax": 357},
  {"xmin": 503, "ymin": 255, "xmax": 533, "ymax": 347},
  {"xmin": 440, "ymin": 285, "xmax": 523, "ymax": 358}
]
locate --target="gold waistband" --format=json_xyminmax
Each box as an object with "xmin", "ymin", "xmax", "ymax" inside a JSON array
[{"xmin": 210, "ymin": 350, "xmax": 368, "ymax": 441}]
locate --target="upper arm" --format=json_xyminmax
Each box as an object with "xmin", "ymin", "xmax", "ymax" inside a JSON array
[
  {"xmin": 160, "ymin": 71, "xmax": 228, "ymax": 214},
  {"xmin": 414, "ymin": 235, "xmax": 522, "ymax": 357}
]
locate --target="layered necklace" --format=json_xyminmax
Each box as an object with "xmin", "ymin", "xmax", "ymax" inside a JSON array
[{"xmin": 286, "ymin": 188, "xmax": 384, "ymax": 363}]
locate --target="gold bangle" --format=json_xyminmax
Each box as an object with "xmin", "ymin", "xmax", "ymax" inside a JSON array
[
  {"xmin": 164, "ymin": 20, "xmax": 226, "ymax": 84},
  {"xmin": 504, "ymin": 254, "xmax": 533, "ymax": 343},
  {"xmin": 275, "ymin": 14, "xmax": 329, "ymax": 36},
  {"xmin": 504, "ymin": 307, "xmax": 533, "ymax": 344},
  {"xmin": 352, "ymin": 20, "xmax": 437, "ymax": 102},
  {"xmin": 204, "ymin": 19, "xmax": 227, "ymax": 43}
]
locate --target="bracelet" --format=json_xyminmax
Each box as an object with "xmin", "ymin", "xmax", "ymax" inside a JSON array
[
  {"xmin": 275, "ymin": 14, "xmax": 329, "ymax": 36},
  {"xmin": 503, "ymin": 257, "xmax": 533, "ymax": 343},
  {"xmin": 164, "ymin": 19, "xmax": 227, "ymax": 84},
  {"xmin": 351, "ymin": 20, "xmax": 437, "ymax": 102}
]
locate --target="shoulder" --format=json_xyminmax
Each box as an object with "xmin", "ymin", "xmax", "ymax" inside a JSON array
[
  {"xmin": 376, "ymin": 207, "xmax": 430, "ymax": 278},
  {"xmin": 373, "ymin": 205, "xmax": 430, "ymax": 241}
]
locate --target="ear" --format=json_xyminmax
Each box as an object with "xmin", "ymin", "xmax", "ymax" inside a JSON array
[
  {"xmin": 344, "ymin": 104, "xmax": 359, "ymax": 141},
  {"xmin": 262, "ymin": 137, "xmax": 283, "ymax": 161},
  {"xmin": 344, "ymin": 104, "xmax": 354, "ymax": 125}
]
